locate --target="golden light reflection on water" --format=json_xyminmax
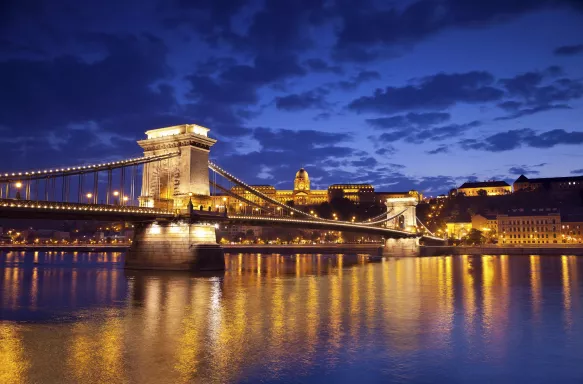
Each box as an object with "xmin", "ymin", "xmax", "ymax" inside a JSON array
[{"xmin": 0, "ymin": 253, "xmax": 581, "ymax": 383}]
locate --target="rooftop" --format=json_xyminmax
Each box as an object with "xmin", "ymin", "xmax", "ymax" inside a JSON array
[
  {"xmin": 513, "ymin": 174, "xmax": 583, "ymax": 184},
  {"xmin": 459, "ymin": 180, "xmax": 510, "ymax": 189},
  {"xmin": 500, "ymin": 208, "xmax": 560, "ymax": 217}
]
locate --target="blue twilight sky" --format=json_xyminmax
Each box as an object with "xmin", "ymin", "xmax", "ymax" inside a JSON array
[{"xmin": 1, "ymin": 0, "xmax": 583, "ymax": 194}]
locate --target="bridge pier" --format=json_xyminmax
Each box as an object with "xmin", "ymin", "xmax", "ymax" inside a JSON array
[
  {"xmin": 382, "ymin": 237, "xmax": 420, "ymax": 257},
  {"xmin": 126, "ymin": 221, "xmax": 225, "ymax": 271}
]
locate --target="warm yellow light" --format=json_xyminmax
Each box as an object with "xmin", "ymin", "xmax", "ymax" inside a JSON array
[
  {"xmin": 223, "ymin": 197, "xmax": 227, "ymax": 201},
  {"xmin": 113, "ymin": 191, "xmax": 119, "ymax": 196},
  {"xmin": 15, "ymin": 182, "xmax": 22, "ymax": 188},
  {"xmin": 123, "ymin": 196, "xmax": 129, "ymax": 201},
  {"xmin": 86, "ymin": 193, "xmax": 93, "ymax": 199}
]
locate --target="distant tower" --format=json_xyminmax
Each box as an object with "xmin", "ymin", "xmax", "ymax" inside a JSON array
[
  {"xmin": 294, "ymin": 168, "xmax": 310, "ymax": 191},
  {"xmin": 293, "ymin": 168, "xmax": 310, "ymax": 205},
  {"xmin": 137, "ymin": 124, "xmax": 217, "ymax": 210}
]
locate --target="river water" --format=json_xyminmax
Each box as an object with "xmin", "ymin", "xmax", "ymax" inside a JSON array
[{"xmin": 1, "ymin": 251, "xmax": 582, "ymax": 383}]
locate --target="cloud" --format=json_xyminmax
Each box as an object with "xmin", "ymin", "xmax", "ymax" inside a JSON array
[
  {"xmin": 367, "ymin": 112, "xmax": 450, "ymax": 130},
  {"xmin": 554, "ymin": 43, "xmax": 583, "ymax": 56},
  {"xmin": 185, "ymin": 54, "xmax": 308, "ymax": 136},
  {"xmin": 373, "ymin": 119, "xmax": 479, "ymax": 144},
  {"xmin": 333, "ymin": 0, "xmax": 583, "ymax": 62},
  {"xmin": 495, "ymin": 67, "xmax": 583, "ymax": 119},
  {"xmin": 348, "ymin": 71, "xmax": 503, "ymax": 114},
  {"xmin": 0, "ymin": 34, "xmax": 173, "ymax": 135},
  {"xmin": 426, "ymin": 145, "xmax": 449, "ymax": 155},
  {"xmin": 303, "ymin": 58, "xmax": 343, "ymax": 74},
  {"xmin": 351, "ymin": 156, "xmax": 377, "ymax": 167},
  {"xmin": 508, "ymin": 166, "xmax": 540, "ymax": 175},
  {"xmin": 252, "ymin": 127, "xmax": 351, "ymax": 151},
  {"xmin": 495, "ymin": 104, "xmax": 572, "ymax": 120},
  {"xmin": 274, "ymin": 88, "xmax": 330, "ymax": 111},
  {"xmin": 571, "ymin": 169, "xmax": 583, "ymax": 175},
  {"xmin": 460, "ymin": 128, "xmax": 583, "ymax": 152},
  {"xmin": 375, "ymin": 147, "xmax": 396, "ymax": 156},
  {"xmin": 335, "ymin": 70, "xmax": 381, "ymax": 90}
]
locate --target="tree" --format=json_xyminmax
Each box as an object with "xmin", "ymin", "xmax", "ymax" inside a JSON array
[
  {"xmin": 465, "ymin": 229, "xmax": 485, "ymax": 245},
  {"xmin": 477, "ymin": 189, "xmax": 488, "ymax": 197}
]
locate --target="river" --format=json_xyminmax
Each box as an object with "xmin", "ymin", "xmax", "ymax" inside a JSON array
[{"xmin": 1, "ymin": 251, "xmax": 582, "ymax": 383}]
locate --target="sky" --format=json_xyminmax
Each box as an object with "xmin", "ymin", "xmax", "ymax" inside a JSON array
[{"xmin": 1, "ymin": 0, "xmax": 583, "ymax": 195}]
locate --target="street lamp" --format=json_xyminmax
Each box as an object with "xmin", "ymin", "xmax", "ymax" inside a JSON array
[
  {"xmin": 122, "ymin": 196, "xmax": 129, "ymax": 206},
  {"xmin": 113, "ymin": 190, "xmax": 119, "ymax": 205},
  {"xmin": 14, "ymin": 181, "xmax": 22, "ymax": 200},
  {"xmin": 86, "ymin": 193, "xmax": 93, "ymax": 204}
]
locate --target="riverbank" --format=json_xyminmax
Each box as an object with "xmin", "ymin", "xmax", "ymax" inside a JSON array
[
  {"xmin": 422, "ymin": 245, "xmax": 583, "ymax": 256},
  {"xmin": 223, "ymin": 244, "xmax": 384, "ymax": 255},
  {"xmin": 0, "ymin": 244, "xmax": 129, "ymax": 252}
]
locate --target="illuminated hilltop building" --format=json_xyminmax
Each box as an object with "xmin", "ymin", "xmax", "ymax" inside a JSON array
[{"xmin": 212, "ymin": 167, "xmax": 421, "ymax": 211}]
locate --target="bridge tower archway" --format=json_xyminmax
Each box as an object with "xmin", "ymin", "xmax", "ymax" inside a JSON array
[{"xmin": 385, "ymin": 197, "xmax": 418, "ymax": 232}]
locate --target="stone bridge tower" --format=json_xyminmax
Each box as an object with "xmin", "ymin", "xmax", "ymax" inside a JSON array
[
  {"xmin": 385, "ymin": 197, "xmax": 418, "ymax": 231},
  {"xmin": 137, "ymin": 124, "xmax": 216, "ymax": 211},
  {"xmin": 127, "ymin": 124, "xmax": 224, "ymax": 272}
]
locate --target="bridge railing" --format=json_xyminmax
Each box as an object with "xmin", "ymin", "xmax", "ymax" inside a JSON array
[{"xmin": 0, "ymin": 198, "xmax": 173, "ymax": 216}]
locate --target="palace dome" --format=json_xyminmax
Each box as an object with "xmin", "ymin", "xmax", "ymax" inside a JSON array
[{"xmin": 295, "ymin": 168, "xmax": 309, "ymax": 180}]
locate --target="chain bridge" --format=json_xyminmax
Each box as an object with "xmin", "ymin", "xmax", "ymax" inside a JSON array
[{"xmin": 0, "ymin": 124, "xmax": 444, "ymax": 270}]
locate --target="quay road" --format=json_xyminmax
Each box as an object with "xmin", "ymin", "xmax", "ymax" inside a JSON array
[
  {"xmin": 222, "ymin": 243, "xmax": 385, "ymax": 255},
  {"xmin": 0, "ymin": 243, "xmax": 385, "ymax": 255},
  {"xmin": 0, "ymin": 244, "xmax": 129, "ymax": 252}
]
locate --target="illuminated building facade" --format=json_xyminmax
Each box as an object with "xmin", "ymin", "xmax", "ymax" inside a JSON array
[
  {"xmin": 212, "ymin": 167, "xmax": 400, "ymax": 210},
  {"xmin": 561, "ymin": 214, "xmax": 583, "ymax": 243},
  {"xmin": 456, "ymin": 181, "xmax": 512, "ymax": 196},
  {"xmin": 497, "ymin": 208, "xmax": 561, "ymax": 244},
  {"xmin": 445, "ymin": 220, "xmax": 472, "ymax": 239}
]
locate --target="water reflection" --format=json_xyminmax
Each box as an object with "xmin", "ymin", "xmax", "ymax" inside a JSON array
[{"xmin": 0, "ymin": 252, "xmax": 582, "ymax": 383}]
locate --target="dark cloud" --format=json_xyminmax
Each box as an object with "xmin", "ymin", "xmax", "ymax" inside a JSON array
[
  {"xmin": 335, "ymin": 70, "xmax": 381, "ymax": 90},
  {"xmin": 303, "ymin": 58, "xmax": 343, "ymax": 74},
  {"xmin": 348, "ymin": 71, "xmax": 503, "ymax": 114},
  {"xmin": 0, "ymin": 33, "xmax": 174, "ymax": 136},
  {"xmin": 571, "ymin": 169, "xmax": 583, "ymax": 175},
  {"xmin": 492, "ymin": 67, "xmax": 583, "ymax": 120},
  {"xmin": 313, "ymin": 112, "xmax": 332, "ymax": 121},
  {"xmin": 373, "ymin": 119, "xmax": 479, "ymax": 144},
  {"xmin": 375, "ymin": 147, "xmax": 396, "ymax": 156},
  {"xmin": 508, "ymin": 166, "xmax": 540, "ymax": 176},
  {"xmin": 333, "ymin": 0, "xmax": 582, "ymax": 62},
  {"xmin": 186, "ymin": 54, "xmax": 307, "ymax": 136},
  {"xmin": 495, "ymin": 104, "xmax": 572, "ymax": 120},
  {"xmin": 426, "ymin": 145, "xmax": 449, "ymax": 155},
  {"xmin": 274, "ymin": 88, "xmax": 330, "ymax": 111},
  {"xmin": 351, "ymin": 156, "xmax": 377, "ymax": 167},
  {"xmin": 367, "ymin": 112, "xmax": 450, "ymax": 130},
  {"xmin": 554, "ymin": 43, "xmax": 583, "ymax": 56},
  {"xmin": 252, "ymin": 127, "xmax": 350, "ymax": 150},
  {"xmin": 461, "ymin": 128, "xmax": 583, "ymax": 152}
]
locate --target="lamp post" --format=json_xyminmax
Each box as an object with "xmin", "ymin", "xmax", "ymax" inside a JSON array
[
  {"xmin": 14, "ymin": 181, "xmax": 22, "ymax": 200},
  {"xmin": 122, "ymin": 196, "xmax": 129, "ymax": 206},
  {"xmin": 113, "ymin": 190, "xmax": 119, "ymax": 205},
  {"xmin": 86, "ymin": 193, "xmax": 93, "ymax": 204}
]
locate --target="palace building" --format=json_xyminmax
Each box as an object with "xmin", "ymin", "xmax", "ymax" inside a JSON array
[
  {"xmin": 212, "ymin": 167, "xmax": 421, "ymax": 211},
  {"xmin": 456, "ymin": 180, "xmax": 512, "ymax": 196},
  {"xmin": 513, "ymin": 174, "xmax": 583, "ymax": 192}
]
